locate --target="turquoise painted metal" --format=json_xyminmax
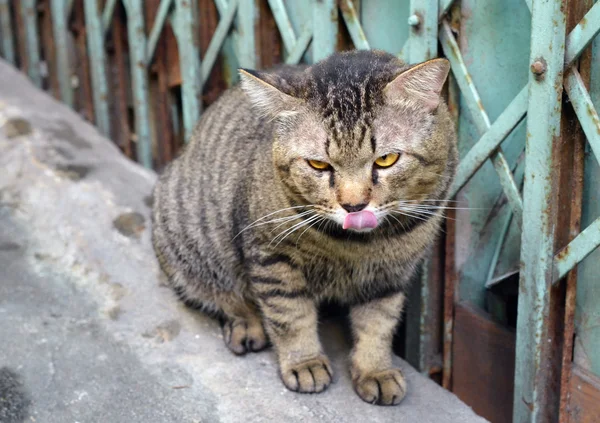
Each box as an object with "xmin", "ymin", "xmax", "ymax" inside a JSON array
[
  {"xmin": 312, "ymin": 0, "xmax": 337, "ymax": 62},
  {"xmin": 515, "ymin": 0, "xmax": 567, "ymax": 422},
  {"xmin": 124, "ymin": 0, "xmax": 153, "ymax": 168},
  {"xmin": 50, "ymin": 0, "xmax": 73, "ymax": 107},
  {"xmin": 84, "ymin": 0, "xmax": 111, "ymax": 136},
  {"xmin": 174, "ymin": 0, "xmax": 202, "ymax": 141},
  {"xmin": 21, "ymin": 0, "xmax": 42, "ymax": 87},
  {"xmin": 1, "ymin": 1, "xmax": 600, "ymax": 420},
  {"xmin": 0, "ymin": 0, "xmax": 15, "ymax": 65}
]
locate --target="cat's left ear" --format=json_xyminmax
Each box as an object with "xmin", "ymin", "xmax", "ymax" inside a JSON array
[
  {"xmin": 384, "ymin": 58, "xmax": 450, "ymax": 112},
  {"xmin": 239, "ymin": 69, "xmax": 303, "ymax": 119}
]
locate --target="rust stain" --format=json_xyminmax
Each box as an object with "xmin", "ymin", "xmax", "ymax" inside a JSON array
[
  {"xmin": 476, "ymin": 99, "xmax": 485, "ymax": 111},
  {"xmin": 555, "ymin": 244, "xmax": 570, "ymax": 261},
  {"xmin": 585, "ymin": 103, "xmax": 600, "ymax": 135},
  {"xmin": 531, "ymin": 58, "xmax": 547, "ymax": 81},
  {"xmin": 580, "ymin": 16, "xmax": 588, "ymax": 29}
]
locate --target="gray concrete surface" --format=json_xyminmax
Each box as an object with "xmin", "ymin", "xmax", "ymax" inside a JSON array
[{"xmin": 0, "ymin": 60, "xmax": 488, "ymax": 423}]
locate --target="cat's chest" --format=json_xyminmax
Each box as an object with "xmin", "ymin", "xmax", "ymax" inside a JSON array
[{"xmin": 300, "ymin": 255, "xmax": 409, "ymax": 300}]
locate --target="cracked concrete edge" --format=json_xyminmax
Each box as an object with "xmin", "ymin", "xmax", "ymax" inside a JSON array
[{"xmin": 0, "ymin": 59, "xmax": 488, "ymax": 423}]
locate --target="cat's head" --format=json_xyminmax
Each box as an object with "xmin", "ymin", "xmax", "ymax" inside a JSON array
[{"xmin": 240, "ymin": 50, "xmax": 455, "ymax": 233}]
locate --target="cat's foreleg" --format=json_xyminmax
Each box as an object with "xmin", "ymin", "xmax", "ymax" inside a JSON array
[
  {"xmin": 349, "ymin": 291, "xmax": 407, "ymax": 405},
  {"xmin": 250, "ymin": 266, "xmax": 333, "ymax": 393}
]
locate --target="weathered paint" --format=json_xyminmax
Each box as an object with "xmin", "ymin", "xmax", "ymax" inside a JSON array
[
  {"xmin": 514, "ymin": 0, "xmax": 567, "ymax": 422},
  {"xmin": 0, "ymin": 0, "xmax": 16, "ymax": 64},
  {"xmin": 21, "ymin": 0, "xmax": 41, "ymax": 87},
  {"xmin": 174, "ymin": 0, "xmax": 202, "ymax": 141},
  {"xmin": 576, "ymin": 18, "xmax": 600, "ymax": 381},
  {"xmin": 340, "ymin": 0, "xmax": 369, "ymax": 50},
  {"xmin": 564, "ymin": 1, "xmax": 600, "ymax": 67},
  {"xmin": 84, "ymin": 0, "xmax": 111, "ymax": 136},
  {"xmin": 451, "ymin": 0, "xmax": 531, "ymax": 309},
  {"xmin": 564, "ymin": 68, "xmax": 600, "ymax": 167},
  {"xmin": 124, "ymin": 0, "xmax": 153, "ymax": 168},
  {"xmin": 146, "ymin": 0, "xmax": 174, "ymax": 63},
  {"xmin": 235, "ymin": 0, "xmax": 257, "ymax": 69},
  {"xmin": 201, "ymin": 0, "xmax": 239, "ymax": 84},
  {"xmin": 50, "ymin": 0, "xmax": 73, "ymax": 107},
  {"xmin": 312, "ymin": 0, "xmax": 337, "ymax": 62}
]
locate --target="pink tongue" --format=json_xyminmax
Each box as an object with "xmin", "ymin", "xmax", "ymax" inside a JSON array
[{"xmin": 343, "ymin": 210, "xmax": 378, "ymax": 230}]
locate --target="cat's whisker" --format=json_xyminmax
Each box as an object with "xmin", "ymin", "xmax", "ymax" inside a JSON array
[
  {"xmin": 399, "ymin": 207, "xmax": 456, "ymax": 221},
  {"xmin": 296, "ymin": 216, "xmax": 326, "ymax": 247},
  {"xmin": 270, "ymin": 214, "xmax": 322, "ymax": 247},
  {"xmin": 273, "ymin": 215, "xmax": 321, "ymax": 248},
  {"xmin": 391, "ymin": 209, "xmax": 430, "ymax": 223},
  {"xmin": 233, "ymin": 205, "xmax": 315, "ymax": 239},
  {"xmin": 268, "ymin": 211, "xmax": 317, "ymax": 233}
]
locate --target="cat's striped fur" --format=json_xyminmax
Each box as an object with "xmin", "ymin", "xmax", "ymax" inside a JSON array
[{"xmin": 151, "ymin": 50, "xmax": 457, "ymax": 405}]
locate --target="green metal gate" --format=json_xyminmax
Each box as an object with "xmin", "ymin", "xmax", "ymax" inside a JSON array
[{"xmin": 1, "ymin": 1, "xmax": 599, "ymax": 421}]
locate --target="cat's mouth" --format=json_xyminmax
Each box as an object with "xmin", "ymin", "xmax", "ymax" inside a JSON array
[{"xmin": 342, "ymin": 210, "xmax": 378, "ymax": 231}]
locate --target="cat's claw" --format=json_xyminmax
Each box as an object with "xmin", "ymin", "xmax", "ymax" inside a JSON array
[
  {"xmin": 353, "ymin": 368, "xmax": 407, "ymax": 406},
  {"xmin": 280, "ymin": 355, "xmax": 333, "ymax": 393},
  {"xmin": 222, "ymin": 319, "xmax": 268, "ymax": 355}
]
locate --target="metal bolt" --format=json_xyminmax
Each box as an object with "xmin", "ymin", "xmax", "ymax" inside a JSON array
[
  {"xmin": 530, "ymin": 59, "xmax": 547, "ymax": 79},
  {"xmin": 408, "ymin": 14, "xmax": 420, "ymax": 27}
]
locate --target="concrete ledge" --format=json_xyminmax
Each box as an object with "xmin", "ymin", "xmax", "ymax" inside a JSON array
[{"xmin": 0, "ymin": 60, "xmax": 487, "ymax": 423}]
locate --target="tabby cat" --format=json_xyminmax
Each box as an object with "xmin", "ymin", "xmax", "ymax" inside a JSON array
[{"xmin": 151, "ymin": 50, "xmax": 457, "ymax": 406}]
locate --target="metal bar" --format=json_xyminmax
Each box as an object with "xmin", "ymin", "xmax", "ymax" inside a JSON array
[
  {"xmin": 491, "ymin": 150, "xmax": 524, "ymax": 223},
  {"xmin": 486, "ymin": 211, "xmax": 515, "ymax": 286},
  {"xmin": 564, "ymin": 67, "xmax": 600, "ymax": 164},
  {"xmin": 201, "ymin": 0, "xmax": 238, "ymax": 84},
  {"xmin": 553, "ymin": 217, "xmax": 600, "ymax": 283},
  {"xmin": 67, "ymin": 0, "xmax": 74, "ymax": 16},
  {"xmin": 111, "ymin": 12, "xmax": 133, "ymax": 158},
  {"xmin": 124, "ymin": 0, "xmax": 153, "ymax": 168},
  {"xmin": 267, "ymin": 0, "xmax": 296, "ymax": 53},
  {"xmin": 174, "ymin": 0, "xmax": 202, "ymax": 141},
  {"xmin": 440, "ymin": 21, "xmax": 489, "ymax": 131},
  {"xmin": 397, "ymin": 38, "xmax": 409, "ymax": 62},
  {"xmin": 84, "ymin": 0, "xmax": 111, "ymax": 136},
  {"xmin": 102, "ymin": 0, "xmax": 118, "ymax": 35},
  {"xmin": 236, "ymin": 0, "xmax": 257, "ymax": 69},
  {"xmin": 312, "ymin": 0, "xmax": 337, "ymax": 62},
  {"xmin": 146, "ymin": 0, "xmax": 173, "ymax": 63},
  {"xmin": 21, "ymin": 0, "xmax": 42, "ymax": 87},
  {"xmin": 438, "ymin": 0, "xmax": 454, "ymax": 19},
  {"xmin": 514, "ymin": 0, "xmax": 567, "ymax": 420},
  {"xmin": 440, "ymin": 21, "xmax": 523, "ymax": 217},
  {"xmin": 564, "ymin": 1, "xmax": 600, "ymax": 68},
  {"xmin": 406, "ymin": 0, "xmax": 439, "ymax": 374},
  {"xmin": 0, "ymin": 0, "xmax": 15, "ymax": 64},
  {"xmin": 285, "ymin": 26, "xmax": 312, "ymax": 65},
  {"xmin": 450, "ymin": 85, "xmax": 528, "ymax": 197},
  {"xmin": 340, "ymin": 0, "xmax": 369, "ymax": 50},
  {"xmin": 50, "ymin": 0, "xmax": 73, "ymax": 107},
  {"xmin": 409, "ymin": 0, "xmax": 438, "ymax": 63}
]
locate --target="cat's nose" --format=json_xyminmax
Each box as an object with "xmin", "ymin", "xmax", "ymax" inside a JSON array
[{"xmin": 341, "ymin": 203, "xmax": 368, "ymax": 213}]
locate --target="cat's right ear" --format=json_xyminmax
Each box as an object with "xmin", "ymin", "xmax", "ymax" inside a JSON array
[
  {"xmin": 239, "ymin": 69, "xmax": 303, "ymax": 120},
  {"xmin": 383, "ymin": 58, "xmax": 450, "ymax": 112}
]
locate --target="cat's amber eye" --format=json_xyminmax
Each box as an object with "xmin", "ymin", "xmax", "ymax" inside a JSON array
[
  {"xmin": 307, "ymin": 159, "xmax": 331, "ymax": 170},
  {"xmin": 374, "ymin": 153, "xmax": 400, "ymax": 168}
]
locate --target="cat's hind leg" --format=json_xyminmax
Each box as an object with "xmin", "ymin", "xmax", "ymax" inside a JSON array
[
  {"xmin": 216, "ymin": 293, "xmax": 269, "ymax": 355},
  {"xmin": 164, "ymin": 267, "xmax": 268, "ymax": 355}
]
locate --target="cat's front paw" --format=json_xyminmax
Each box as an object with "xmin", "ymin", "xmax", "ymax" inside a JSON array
[
  {"xmin": 353, "ymin": 368, "xmax": 407, "ymax": 406},
  {"xmin": 222, "ymin": 319, "xmax": 268, "ymax": 355},
  {"xmin": 280, "ymin": 355, "xmax": 333, "ymax": 393}
]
